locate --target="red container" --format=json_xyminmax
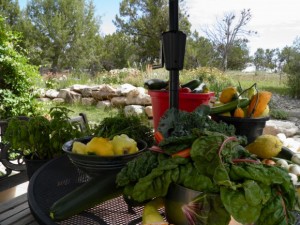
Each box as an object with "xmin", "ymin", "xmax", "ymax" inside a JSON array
[{"xmin": 148, "ymin": 90, "xmax": 215, "ymax": 130}]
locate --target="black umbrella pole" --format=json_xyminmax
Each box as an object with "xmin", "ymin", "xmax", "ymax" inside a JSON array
[
  {"xmin": 169, "ymin": 71, "xmax": 180, "ymax": 109},
  {"xmin": 169, "ymin": 0, "xmax": 178, "ymax": 31},
  {"xmin": 169, "ymin": 0, "xmax": 179, "ymax": 109}
]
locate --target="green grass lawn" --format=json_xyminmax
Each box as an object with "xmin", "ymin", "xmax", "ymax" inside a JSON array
[{"xmin": 42, "ymin": 102, "xmax": 119, "ymax": 125}]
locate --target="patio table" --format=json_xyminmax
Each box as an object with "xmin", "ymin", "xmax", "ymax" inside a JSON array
[{"xmin": 27, "ymin": 155, "xmax": 160, "ymax": 225}]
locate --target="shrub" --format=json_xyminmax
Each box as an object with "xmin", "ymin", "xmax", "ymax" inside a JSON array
[
  {"xmin": 181, "ymin": 67, "xmax": 233, "ymax": 94},
  {"xmin": 0, "ymin": 17, "xmax": 42, "ymax": 118}
]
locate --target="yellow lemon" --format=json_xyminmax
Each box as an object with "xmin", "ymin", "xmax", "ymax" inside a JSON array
[{"xmin": 245, "ymin": 134, "xmax": 282, "ymax": 159}]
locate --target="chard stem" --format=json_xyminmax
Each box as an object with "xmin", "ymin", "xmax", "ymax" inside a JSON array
[{"xmin": 218, "ymin": 136, "xmax": 238, "ymax": 163}]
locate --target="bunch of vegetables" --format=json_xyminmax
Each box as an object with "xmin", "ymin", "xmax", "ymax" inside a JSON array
[
  {"xmin": 144, "ymin": 78, "xmax": 209, "ymax": 93},
  {"xmin": 210, "ymin": 83, "xmax": 272, "ymax": 118},
  {"xmin": 116, "ymin": 105, "xmax": 299, "ymax": 225}
]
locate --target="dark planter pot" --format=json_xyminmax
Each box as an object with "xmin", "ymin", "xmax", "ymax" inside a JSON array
[
  {"xmin": 211, "ymin": 115, "xmax": 270, "ymax": 145},
  {"xmin": 165, "ymin": 184, "xmax": 202, "ymax": 225},
  {"xmin": 24, "ymin": 156, "xmax": 49, "ymax": 179}
]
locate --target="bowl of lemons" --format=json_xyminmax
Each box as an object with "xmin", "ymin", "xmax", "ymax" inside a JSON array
[{"xmin": 62, "ymin": 135, "xmax": 147, "ymax": 177}]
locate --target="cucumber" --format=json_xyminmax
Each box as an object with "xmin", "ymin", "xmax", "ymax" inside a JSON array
[
  {"xmin": 144, "ymin": 79, "xmax": 168, "ymax": 90},
  {"xmin": 276, "ymin": 146, "xmax": 295, "ymax": 161},
  {"xmin": 181, "ymin": 79, "xmax": 201, "ymax": 91},
  {"xmin": 210, "ymin": 98, "xmax": 250, "ymax": 115},
  {"xmin": 49, "ymin": 175, "xmax": 123, "ymax": 221}
]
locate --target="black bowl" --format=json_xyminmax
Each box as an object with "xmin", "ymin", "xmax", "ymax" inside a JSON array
[
  {"xmin": 62, "ymin": 136, "xmax": 148, "ymax": 177},
  {"xmin": 211, "ymin": 115, "xmax": 269, "ymax": 144}
]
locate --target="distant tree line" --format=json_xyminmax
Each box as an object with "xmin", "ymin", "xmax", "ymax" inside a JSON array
[{"xmin": 1, "ymin": 0, "xmax": 300, "ymax": 78}]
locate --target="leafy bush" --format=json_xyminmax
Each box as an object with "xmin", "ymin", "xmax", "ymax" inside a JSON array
[
  {"xmin": 181, "ymin": 67, "xmax": 233, "ymax": 94},
  {"xmin": 0, "ymin": 17, "xmax": 41, "ymax": 118}
]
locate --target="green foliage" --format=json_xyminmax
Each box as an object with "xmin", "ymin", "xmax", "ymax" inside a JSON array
[
  {"xmin": 283, "ymin": 37, "xmax": 300, "ymax": 98},
  {"xmin": 0, "ymin": 16, "xmax": 42, "ymax": 118},
  {"xmin": 22, "ymin": 0, "xmax": 100, "ymax": 70},
  {"xmin": 181, "ymin": 67, "xmax": 233, "ymax": 94},
  {"xmin": 93, "ymin": 111, "xmax": 154, "ymax": 147},
  {"xmin": 0, "ymin": 0, "xmax": 21, "ymax": 28},
  {"xmin": 3, "ymin": 106, "xmax": 85, "ymax": 160},
  {"xmin": 227, "ymin": 41, "xmax": 250, "ymax": 70},
  {"xmin": 269, "ymin": 109, "xmax": 289, "ymax": 120},
  {"xmin": 114, "ymin": 0, "xmax": 191, "ymax": 63},
  {"xmin": 185, "ymin": 31, "xmax": 215, "ymax": 69},
  {"xmin": 99, "ymin": 33, "xmax": 137, "ymax": 70}
]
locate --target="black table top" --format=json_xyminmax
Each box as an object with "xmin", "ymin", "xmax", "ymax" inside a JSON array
[{"xmin": 27, "ymin": 155, "xmax": 146, "ymax": 225}]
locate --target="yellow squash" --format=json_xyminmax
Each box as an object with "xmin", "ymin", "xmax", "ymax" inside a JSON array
[
  {"xmin": 219, "ymin": 86, "xmax": 238, "ymax": 103},
  {"xmin": 233, "ymin": 107, "xmax": 245, "ymax": 118},
  {"xmin": 247, "ymin": 91, "xmax": 272, "ymax": 118}
]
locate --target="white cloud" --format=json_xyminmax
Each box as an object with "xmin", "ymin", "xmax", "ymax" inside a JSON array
[{"xmin": 185, "ymin": 0, "xmax": 300, "ymax": 54}]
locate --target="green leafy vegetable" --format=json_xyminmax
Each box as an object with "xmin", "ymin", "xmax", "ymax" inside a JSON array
[
  {"xmin": 93, "ymin": 111, "xmax": 154, "ymax": 147},
  {"xmin": 116, "ymin": 110, "xmax": 298, "ymax": 225}
]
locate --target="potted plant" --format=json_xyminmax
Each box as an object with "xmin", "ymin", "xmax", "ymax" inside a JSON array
[{"xmin": 3, "ymin": 106, "xmax": 86, "ymax": 178}]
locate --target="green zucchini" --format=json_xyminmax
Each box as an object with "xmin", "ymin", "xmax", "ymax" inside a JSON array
[
  {"xmin": 210, "ymin": 98, "xmax": 250, "ymax": 115},
  {"xmin": 276, "ymin": 146, "xmax": 295, "ymax": 161},
  {"xmin": 181, "ymin": 79, "xmax": 201, "ymax": 91},
  {"xmin": 144, "ymin": 79, "xmax": 168, "ymax": 90},
  {"xmin": 49, "ymin": 175, "xmax": 122, "ymax": 221}
]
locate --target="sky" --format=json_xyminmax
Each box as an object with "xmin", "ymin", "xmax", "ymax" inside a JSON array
[{"xmin": 18, "ymin": 0, "xmax": 300, "ymax": 55}]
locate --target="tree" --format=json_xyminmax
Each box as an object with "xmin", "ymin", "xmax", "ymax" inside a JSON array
[
  {"xmin": 253, "ymin": 48, "xmax": 265, "ymax": 71},
  {"xmin": 204, "ymin": 9, "xmax": 256, "ymax": 71},
  {"xmin": 0, "ymin": 0, "xmax": 21, "ymax": 28},
  {"xmin": 0, "ymin": 16, "xmax": 41, "ymax": 118},
  {"xmin": 282, "ymin": 37, "xmax": 300, "ymax": 98},
  {"xmin": 22, "ymin": 0, "xmax": 101, "ymax": 70},
  {"xmin": 98, "ymin": 32, "xmax": 137, "ymax": 71},
  {"xmin": 264, "ymin": 48, "xmax": 276, "ymax": 71},
  {"xmin": 185, "ymin": 31, "xmax": 215, "ymax": 69},
  {"xmin": 227, "ymin": 40, "xmax": 250, "ymax": 70},
  {"xmin": 114, "ymin": 0, "xmax": 191, "ymax": 63}
]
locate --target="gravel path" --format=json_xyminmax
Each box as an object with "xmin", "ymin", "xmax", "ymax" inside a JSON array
[{"xmin": 271, "ymin": 93, "xmax": 300, "ymax": 129}]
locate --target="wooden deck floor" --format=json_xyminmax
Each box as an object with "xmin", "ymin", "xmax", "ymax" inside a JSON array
[{"xmin": 0, "ymin": 193, "xmax": 38, "ymax": 225}]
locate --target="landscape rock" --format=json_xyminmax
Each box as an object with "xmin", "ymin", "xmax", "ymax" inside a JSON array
[
  {"xmin": 92, "ymin": 85, "xmax": 118, "ymax": 100},
  {"xmin": 124, "ymin": 105, "xmax": 145, "ymax": 116},
  {"xmin": 111, "ymin": 96, "xmax": 127, "ymax": 106},
  {"xmin": 57, "ymin": 88, "xmax": 70, "ymax": 99},
  {"xmin": 96, "ymin": 100, "xmax": 111, "ymax": 108},
  {"xmin": 64, "ymin": 91, "xmax": 81, "ymax": 104},
  {"xmin": 81, "ymin": 97, "xmax": 97, "ymax": 106},
  {"xmin": 81, "ymin": 87, "xmax": 93, "ymax": 97},
  {"xmin": 116, "ymin": 83, "xmax": 137, "ymax": 95},
  {"xmin": 144, "ymin": 106, "xmax": 153, "ymax": 118},
  {"xmin": 126, "ymin": 88, "xmax": 151, "ymax": 105},
  {"xmin": 70, "ymin": 84, "xmax": 90, "ymax": 93},
  {"xmin": 45, "ymin": 89, "xmax": 59, "ymax": 99},
  {"xmin": 52, "ymin": 98, "xmax": 65, "ymax": 103},
  {"xmin": 263, "ymin": 120, "xmax": 299, "ymax": 137}
]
